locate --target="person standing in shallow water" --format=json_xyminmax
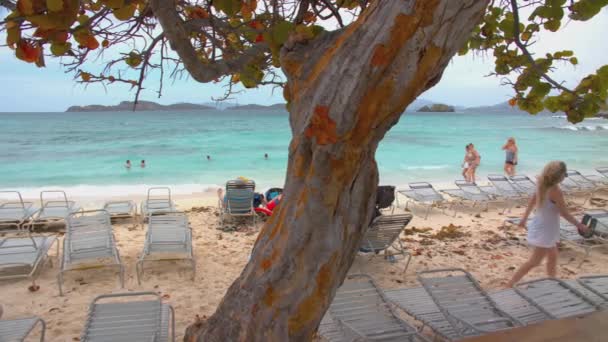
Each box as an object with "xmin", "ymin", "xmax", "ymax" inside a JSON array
[
  {"xmin": 206, "ymin": 155, "xmax": 211, "ymax": 161},
  {"xmin": 125, "ymin": 160, "xmax": 131, "ymax": 169},
  {"xmin": 503, "ymin": 137, "xmax": 518, "ymax": 176},
  {"xmin": 140, "ymin": 160, "xmax": 146, "ymax": 168},
  {"xmin": 264, "ymin": 153, "xmax": 268, "ymax": 159},
  {"xmin": 506, "ymin": 161, "xmax": 589, "ymax": 287}
]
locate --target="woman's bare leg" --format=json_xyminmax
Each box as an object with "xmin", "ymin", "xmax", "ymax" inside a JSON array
[
  {"xmin": 546, "ymin": 246, "xmax": 558, "ymax": 278},
  {"xmin": 506, "ymin": 247, "xmax": 548, "ymax": 287}
]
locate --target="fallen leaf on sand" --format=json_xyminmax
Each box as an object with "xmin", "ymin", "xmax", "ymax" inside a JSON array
[
  {"xmin": 162, "ymin": 294, "xmax": 171, "ymax": 299},
  {"xmin": 28, "ymin": 285, "xmax": 40, "ymax": 292},
  {"xmin": 507, "ymin": 266, "xmax": 516, "ymax": 271},
  {"xmin": 491, "ymin": 255, "xmax": 503, "ymax": 260},
  {"xmin": 453, "ymin": 250, "xmax": 466, "ymax": 255}
]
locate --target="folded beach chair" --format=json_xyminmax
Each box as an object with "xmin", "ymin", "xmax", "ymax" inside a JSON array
[
  {"xmin": 584, "ymin": 167, "xmax": 608, "ymax": 187},
  {"xmin": 28, "ymin": 190, "xmax": 81, "ymax": 231},
  {"xmin": 487, "ymin": 175, "xmax": 528, "ymax": 212},
  {"xmin": 0, "ymin": 234, "xmax": 58, "ymax": 286},
  {"xmin": 58, "ymin": 210, "xmax": 124, "ymax": 296},
  {"xmin": 577, "ymin": 275, "xmax": 608, "ymax": 305},
  {"xmin": 397, "ymin": 182, "xmax": 447, "ymax": 219},
  {"xmin": 514, "ymin": 278, "xmax": 600, "ymax": 319},
  {"xmin": 81, "ymin": 292, "xmax": 175, "ymax": 341},
  {"xmin": 321, "ymin": 274, "xmax": 429, "ymax": 341},
  {"xmin": 417, "ymin": 268, "xmax": 522, "ymax": 339},
  {"xmin": 136, "ymin": 211, "xmax": 195, "ymax": 284},
  {"xmin": 141, "ymin": 187, "xmax": 176, "ymax": 226},
  {"xmin": 103, "ymin": 200, "xmax": 138, "ymax": 229},
  {"xmin": 219, "ymin": 179, "xmax": 256, "ymax": 225},
  {"xmin": 0, "ymin": 316, "xmax": 46, "ymax": 341},
  {"xmin": 359, "ymin": 214, "xmax": 413, "ymax": 273},
  {"xmin": 0, "ymin": 191, "xmax": 37, "ymax": 230},
  {"xmin": 509, "ymin": 175, "xmax": 537, "ymax": 196}
]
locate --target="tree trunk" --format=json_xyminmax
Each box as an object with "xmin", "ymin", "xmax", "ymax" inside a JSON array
[{"xmin": 185, "ymin": 0, "xmax": 489, "ymax": 340}]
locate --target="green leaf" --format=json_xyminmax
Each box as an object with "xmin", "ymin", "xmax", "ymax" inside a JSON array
[
  {"xmin": 569, "ymin": 57, "xmax": 578, "ymax": 65},
  {"xmin": 213, "ymin": 0, "xmax": 241, "ymax": 16},
  {"xmin": 270, "ymin": 21, "xmax": 294, "ymax": 46}
]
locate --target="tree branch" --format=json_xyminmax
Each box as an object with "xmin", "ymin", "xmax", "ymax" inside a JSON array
[
  {"xmin": 509, "ymin": 0, "xmax": 575, "ymax": 94},
  {"xmin": 150, "ymin": 0, "xmax": 270, "ymax": 83}
]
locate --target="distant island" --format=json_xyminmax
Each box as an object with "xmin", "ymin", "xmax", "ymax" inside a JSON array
[
  {"xmin": 65, "ymin": 101, "xmax": 289, "ymax": 112},
  {"xmin": 66, "ymin": 101, "xmax": 214, "ymax": 112},
  {"xmin": 226, "ymin": 103, "xmax": 286, "ymax": 110},
  {"xmin": 417, "ymin": 104, "xmax": 455, "ymax": 112}
]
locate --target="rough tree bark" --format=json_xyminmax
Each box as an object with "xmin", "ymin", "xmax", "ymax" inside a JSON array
[{"xmin": 175, "ymin": 0, "xmax": 490, "ymax": 340}]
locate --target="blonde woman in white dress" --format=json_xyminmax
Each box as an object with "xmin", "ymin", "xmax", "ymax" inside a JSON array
[{"xmin": 506, "ymin": 161, "xmax": 589, "ymax": 287}]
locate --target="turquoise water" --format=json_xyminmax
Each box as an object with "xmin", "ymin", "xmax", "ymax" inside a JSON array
[{"xmin": 1, "ymin": 110, "xmax": 607, "ymax": 197}]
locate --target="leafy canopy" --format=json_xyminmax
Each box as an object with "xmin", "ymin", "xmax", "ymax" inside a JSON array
[{"xmin": 1, "ymin": 0, "xmax": 606, "ymax": 122}]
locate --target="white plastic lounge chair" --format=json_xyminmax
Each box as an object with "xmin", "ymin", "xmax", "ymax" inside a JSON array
[
  {"xmin": 397, "ymin": 182, "xmax": 447, "ymax": 219},
  {"xmin": 560, "ymin": 217, "xmax": 608, "ymax": 266},
  {"xmin": 0, "ymin": 316, "xmax": 46, "ymax": 341},
  {"xmin": 0, "ymin": 235, "xmax": 58, "ymax": 286},
  {"xmin": 514, "ymin": 278, "xmax": 600, "ymax": 319},
  {"xmin": 103, "ymin": 200, "xmax": 138, "ymax": 229},
  {"xmin": 487, "ymin": 175, "xmax": 528, "ymax": 212},
  {"xmin": 141, "ymin": 187, "xmax": 176, "ymax": 226},
  {"xmin": 566, "ymin": 170, "xmax": 601, "ymax": 203},
  {"xmin": 417, "ymin": 268, "xmax": 522, "ymax": 339},
  {"xmin": 0, "ymin": 191, "xmax": 37, "ymax": 230},
  {"xmin": 136, "ymin": 211, "xmax": 195, "ymax": 284},
  {"xmin": 322, "ymin": 274, "xmax": 429, "ymax": 341},
  {"xmin": 442, "ymin": 181, "xmax": 497, "ymax": 214},
  {"xmin": 509, "ymin": 175, "xmax": 537, "ymax": 196},
  {"xmin": 219, "ymin": 179, "xmax": 256, "ymax": 225},
  {"xmin": 81, "ymin": 292, "xmax": 174, "ymax": 341},
  {"xmin": 28, "ymin": 191, "xmax": 81, "ymax": 231},
  {"xmin": 58, "ymin": 210, "xmax": 124, "ymax": 296},
  {"xmin": 385, "ymin": 285, "xmax": 550, "ymax": 340},
  {"xmin": 359, "ymin": 214, "xmax": 413, "ymax": 273},
  {"xmin": 577, "ymin": 275, "xmax": 608, "ymax": 305}
]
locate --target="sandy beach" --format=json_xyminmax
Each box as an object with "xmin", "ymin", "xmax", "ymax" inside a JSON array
[{"xmin": 1, "ymin": 186, "xmax": 607, "ymax": 341}]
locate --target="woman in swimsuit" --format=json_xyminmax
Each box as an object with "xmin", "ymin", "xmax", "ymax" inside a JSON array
[
  {"xmin": 506, "ymin": 161, "xmax": 589, "ymax": 287},
  {"xmin": 502, "ymin": 137, "xmax": 518, "ymax": 176},
  {"xmin": 464, "ymin": 143, "xmax": 480, "ymax": 183},
  {"xmin": 461, "ymin": 145, "xmax": 470, "ymax": 180}
]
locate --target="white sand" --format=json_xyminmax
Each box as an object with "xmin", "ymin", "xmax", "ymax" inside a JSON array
[{"xmin": 1, "ymin": 189, "xmax": 607, "ymax": 341}]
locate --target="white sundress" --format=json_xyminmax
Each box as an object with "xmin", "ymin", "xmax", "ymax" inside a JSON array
[{"xmin": 527, "ymin": 199, "xmax": 561, "ymax": 248}]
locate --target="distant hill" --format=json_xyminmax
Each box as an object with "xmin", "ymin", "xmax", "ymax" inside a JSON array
[
  {"xmin": 417, "ymin": 104, "xmax": 455, "ymax": 112},
  {"xmin": 66, "ymin": 101, "xmax": 214, "ymax": 112},
  {"xmin": 226, "ymin": 103, "xmax": 287, "ymax": 110},
  {"xmin": 463, "ymin": 101, "xmax": 526, "ymax": 114}
]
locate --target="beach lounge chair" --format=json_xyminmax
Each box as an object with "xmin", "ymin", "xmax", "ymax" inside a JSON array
[
  {"xmin": 28, "ymin": 191, "xmax": 81, "ymax": 231},
  {"xmin": 219, "ymin": 179, "xmax": 256, "ymax": 225},
  {"xmin": 81, "ymin": 292, "xmax": 174, "ymax": 341},
  {"xmin": 321, "ymin": 274, "xmax": 429, "ymax": 341},
  {"xmin": 385, "ymin": 285, "xmax": 551, "ymax": 340},
  {"xmin": 397, "ymin": 182, "xmax": 448, "ymax": 219},
  {"xmin": 0, "ymin": 191, "xmax": 37, "ymax": 230},
  {"xmin": 358, "ymin": 214, "xmax": 413, "ymax": 273},
  {"xmin": 584, "ymin": 167, "xmax": 608, "ymax": 187},
  {"xmin": 136, "ymin": 211, "xmax": 195, "ymax": 284},
  {"xmin": 442, "ymin": 181, "xmax": 496, "ymax": 214},
  {"xmin": 577, "ymin": 275, "xmax": 608, "ymax": 305},
  {"xmin": 103, "ymin": 200, "xmax": 138, "ymax": 229},
  {"xmin": 141, "ymin": 187, "xmax": 176, "ymax": 225},
  {"xmin": 509, "ymin": 175, "xmax": 537, "ymax": 196},
  {"xmin": 0, "ymin": 234, "xmax": 58, "ymax": 286},
  {"xmin": 58, "ymin": 210, "xmax": 124, "ymax": 296},
  {"xmin": 514, "ymin": 278, "xmax": 600, "ymax": 319},
  {"xmin": 417, "ymin": 268, "xmax": 522, "ymax": 339},
  {"xmin": 487, "ymin": 175, "xmax": 528, "ymax": 212},
  {"xmin": 565, "ymin": 170, "xmax": 601, "ymax": 203},
  {"xmin": 0, "ymin": 316, "xmax": 46, "ymax": 341}
]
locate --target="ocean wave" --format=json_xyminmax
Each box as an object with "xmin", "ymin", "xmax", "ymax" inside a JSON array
[
  {"xmin": 0, "ymin": 183, "xmax": 222, "ymax": 200},
  {"xmin": 557, "ymin": 125, "xmax": 608, "ymax": 131},
  {"xmin": 400, "ymin": 164, "xmax": 450, "ymax": 171}
]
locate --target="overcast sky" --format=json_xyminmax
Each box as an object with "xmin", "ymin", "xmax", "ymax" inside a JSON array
[{"xmin": 0, "ymin": 9, "xmax": 605, "ymax": 112}]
